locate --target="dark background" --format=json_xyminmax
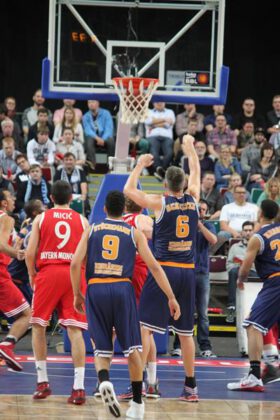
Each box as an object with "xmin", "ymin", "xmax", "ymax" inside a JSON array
[{"xmin": 0, "ymin": 0, "xmax": 279, "ymax": 115}]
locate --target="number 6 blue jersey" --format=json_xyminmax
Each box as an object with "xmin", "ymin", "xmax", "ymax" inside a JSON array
[{"xmin": 254, "ymin": 223, "xmax": 280, "ymax": 279}]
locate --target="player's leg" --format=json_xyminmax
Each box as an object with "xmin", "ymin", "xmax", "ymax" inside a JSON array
[
  {"xmin": 178, "ymin": 334, "xmax": 198, "ymax": 402},
  {"xmin": 145, "ymin": 334, "xmax": 160, "ymax": 398},
  {"xmin": 67, "ymin": 326, "xmax": 86, "ymax": 405},
  {"xmin": 32, "ymin": 323, "xmax": 52, "ymax": 399},
  {"xmin": 262, "ymin": 324, "xmax": 280, "ymax": 384},
  {"xmin": 126, "ymin": 349, "xmax": 145, "ymax": 419}
]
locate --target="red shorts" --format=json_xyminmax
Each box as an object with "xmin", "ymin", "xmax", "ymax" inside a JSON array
[
  {"xmin": 31, "ymin": 265, "xmax": 87, "ymax": 330},
  {"xmin": 0, "ymin": 266, "xmax": 30, "ymax": 318},
  {"xmin": 132, "ymin": 265, "xmax": 148, "ymax": 305}
]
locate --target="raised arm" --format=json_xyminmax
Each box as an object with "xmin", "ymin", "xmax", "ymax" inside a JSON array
[{"xmin": 181, "ymin": 134, "xmax": 200, "ymax": 202}]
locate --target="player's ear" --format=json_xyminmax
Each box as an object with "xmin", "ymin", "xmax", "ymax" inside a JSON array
[
  {"xmin": 103, "ymin": 205, "xmax": 107, "ymax": 215},
  {"xmin": 50, "ymin": 194, "xmax": 55, "ymax": 204}
]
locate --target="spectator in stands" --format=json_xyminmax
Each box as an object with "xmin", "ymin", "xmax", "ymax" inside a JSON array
[
  {"xmin": 214, "ymin": 145, "xmax": 242, "ymax": 190},
  {"xmin": 83, "ymin": 100, "xmax": 114, "ymax": 167},
  {"xmin": 128, "ymin": 122, "xmax": 149, "ymax": 156},
  {"xmin": 241, "ymin": 128, "xmax": 267, "ymax": 181},
  {"xmin": 182, "ymin": 140, "xmax": 214, "ymax": 177},
  {"xmin": 55, "ymin": 127, "xmax": 85, "ymax": 168},
  {"xmin": 224, "ymin": 173, "xmax": 251, "ymax": 204},
  {"xmin": 0, "ymin": 137, "xmax": 21, "ymax": 181},
  {"xmin": 206, "ymin": 114, "xmax": 237, "ymax": 160},
  {"xmin": 53, "ymin": 106, "xmax": 84, "ymax": 144},
  {"xmin": 145, "ymin": 102, "xmax": 175, "ymax": 180},
  {"xmin": 22, "ymin": 89, "xmax": 52, "ymax": 140},
  {"xmin": 247, "ymin": 143, "xmax": 277, "ymax": 192},
  {"xmin": 204, "ymin": 104, "xmax": 233, "ymax": 133},
  {"xmin": 0, "ymin": 103, "xmax": 22, "ymax": 141},
  {"xmin": 53, "ymin": 99, "xmax": 83, "ymax": 125},
  {"xmin": 233, "ymin": 97, "xmax": 266, "ymax": 136},
  {"xmin": 15, "ymin": 154, "xmax": 30, "ymax": 190},
  {"xmin": 4, "ymin": 96, "xmax": 22, "ymax": 127},
  {"xmin": 200, "ymin": 171, "xmax": 224, "ymax": 220},
  {"xmin": 0, "ymin": 119, "xmax": 24, "ymax": 152},
  {"xmin": 237, "ymin": 121, "xmax": 255, "ymax": 156},
  {"xmin": 266, "ymin": 94, "xmax": 280, "ymax": 136},
  {"xmin": 256, "ymin": 177, "xmax": 280, "ymax": 206},
  {"xmin": 28, "ymin": 107, "xmax": 54, "ymax": 142},
  {"xmin": 175, "ymin": 103, "xmax": 204, "ymax": 137},
  {"xmin": 226, "ymin": 221, "xmax": 257, "ymax": 324},
  {"xmin": 174, "ymin": 119, "xmax": 205, "ymax": 165},
  {"xmin": 16, "ymin": 164, "xmax": 51, "ymax": 215},
  {"xmin": 27, "ymin": 127, "xmax": 55, "ymax": 168}
]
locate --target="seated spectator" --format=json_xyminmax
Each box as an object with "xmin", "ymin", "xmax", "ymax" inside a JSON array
[
  {"xmin": 145, "ymin": 102, "xmax": 175, "ymax": 179},
  {"xmin": 256, "ymin": 177, "xmax": 280, "ymax": 206},
  {"xmin": 182, "ymin": 140, "xmax": 214, "ymax": 177},
  {"xmin": 241, "ymin": 127, "xmax": 266, "ymax": 181},
  {"xmin": 175, "ymin": 103, "xmax": 204, "ymax": 137},
  {"xmin": 237, "ymin": 121, "xmax": 255, "ymax": 156},
  {"xmin": 206, "ymin": 114, "xmax": 237, "ymax": 160},
  {"xmin": 266, "ymin": 94, "xmax": 280, "ymax": 136},
  {"xmin": 4, "ymin": 96, "xmax": 22, "ymax": 128},
  {"xmin": 214, "ymin": 145, "xmax": 242, "ymax": 190},
  {"xmin": 204, "ymin": 104, "xmax": 233, "ymax": 133},
  {"xmin": 200, "ymin": 171, "xmax": 224, "ymax": 220},
  {"xmin": 233, "ymin": 97, "xmax": 266, "ymax": 136},
  {"xmin": 224, "ymin": 173, "xmax": 251, "ymax": 204},
  {"xmin": 16, "ymin": 164, "xmax": 51, "ymax": 215},
  {"xmin": 53, "ymin": 152, "xmax": 90, "ymax": 217},
  {"xmin": 225, "ymin": 221, "xmax": 257, "ymax": 324},
  {"xmin": 22, "ymin": 89, "xmax": 52, "ymax": 141},
  {"xmin": 0, "ymin": 119, "xmax": 25, "ymax": 152},
  {"xmin": 55, "ymin": 127, "xmax": 85, "ymax": 168},
  {"xmin": 246, "ymin": 143, "xmax": 277, "ymax": 192},
  {"xmin": 128, "ymin": 122, "xmax": 149, "ymax": 156},
  {"xmin": 15, "ymin": 154, "xmax": 30, "ymax": 189},
  {"xmin": 28, "ymin": 107, "xmax": 54, "ymax": 142},
  {"xmin": 53, "ymin": 106, "xmax": 84, "ymax": 144},
  {"xmin": 83, "ymin": 99, "xmax": 115, "ymax": 166},
  {"xmin": 53, "ymin": 99, "xmax": 83, "ymax": 125},
  {"xmin": 0, "ymin": 103, "xmax": 22, "ymax": 141},
  {"xmin": 27, "ymin": 127, "xmax": 55, "ymax": 168},
  {"xmin": 0, "ymin": 137, "xmax": 21, "ymax": 181},
  {"xmin": 174, "ymin": 119, "xmax": 205, "ymax": 165}
]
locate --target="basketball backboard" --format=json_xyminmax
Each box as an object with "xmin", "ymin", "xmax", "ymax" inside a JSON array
[{"xmin": 42, "ymin": 0, "xmax": 229, "ymax": 105}]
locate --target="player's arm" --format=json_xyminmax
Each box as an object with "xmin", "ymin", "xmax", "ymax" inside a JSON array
[
  {"xmin": 237, "ymin": 235, "xmax": 260, "ymax": 290},
  {"xmin": 135, "ymin": 214, "xmax": 153, "ymax": 240},
  {"xmin": 70, "ymin": 227, "xmax": 90, "ymax": 314},
  {"xmin": 25, "ymin": 214, "xmax": 42, "ymax": 287},
  {"xmin": 134, "ymin": 229, "xmax": 181, "ymax": 320},
  {"xmin": 123, "ymin": 154, "xmax": 163, "ymax": 212},
  {"xmin": 0, "ymin": 215, "xmax": 24, "ymax": 260},
  {"xmin": 182, "ymin": 135, "xmax": 200, "ymax": 202}
]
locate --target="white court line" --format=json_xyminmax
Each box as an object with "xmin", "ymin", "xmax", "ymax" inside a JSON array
[{"xmin": 43, "ymin": 366, "xmax": 226, "ymax": 374}]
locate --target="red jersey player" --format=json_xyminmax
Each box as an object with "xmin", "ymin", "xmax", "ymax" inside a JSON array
[
  {"xmin": 26, "ymin": 180, "xmax": 89, "ymax": 405},
  {"xmin": 0, "ymin": 189, "xmax": 30, "ymax": 372}
]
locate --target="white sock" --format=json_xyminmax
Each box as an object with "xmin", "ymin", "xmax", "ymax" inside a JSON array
[
  {"xmin": 146, "ymin": 362, "xmax": 157, "ymax": 385},
  {"xmin": 35, "ymin": 360, "xmax": 48, "ymax": 383},
  {"xmin": 73, "ymin": 367, "xmax": 85, "ymax": 390}
]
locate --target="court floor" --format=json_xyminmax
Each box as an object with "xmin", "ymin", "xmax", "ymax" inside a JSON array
[{"xmin": 1, "ymin": 356, "xmax": 280, "ymax": 419}]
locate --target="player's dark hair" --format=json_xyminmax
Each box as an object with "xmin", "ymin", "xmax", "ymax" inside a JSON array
[
  {"xmin": 24, "ymin": 199, "xmax": 43, "ymax": 220},
  {"xmin": 260, "ymin": 199, "xmax": 279, "ymax": 220},
  {"xmin": 165, "ymin": 166, "xmax": 185, "ymax": 192},
  {"xmin": 0, "ymin": 189, "xmax": 9, "ymax": 203},
  {"xmin": 51, "ymin": 181, "xmax": 72, "ymax": 205},
  {"xmin": 125, "ymin": 196, "xmax": 142, "ymax": 213},
  {"xmin": 105, "ymin": 190, "xmax": 125, "ymax": 217}
]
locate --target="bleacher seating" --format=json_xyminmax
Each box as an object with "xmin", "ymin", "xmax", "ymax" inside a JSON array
[
  {"xmin": 250, "ymin": 187, "xmax": 262, "ymax": 204},
  {"xmin": 209, "ymin": 255, "xmax": 228, "ymax": 284}
]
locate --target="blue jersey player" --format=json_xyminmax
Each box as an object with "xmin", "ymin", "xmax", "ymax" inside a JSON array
[
  {"xmin": 70, "ymin": 190, "xmax": 180, "ymax": 419},
  {"xmin": 228, "ymin": 199, "xmax": 280, "ymax": 392},
  {"xmin": 124, "ymin": 134, "xmax": 201, "ymax": 402}
]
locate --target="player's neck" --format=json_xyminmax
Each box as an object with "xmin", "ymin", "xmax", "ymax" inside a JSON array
[
  {"xmin": 54, "ymin": 204, "xmax": 70, "ymax": 209},
  {"xmin": 260, "ymin": 218, "xmax": 274, "ymax": 226}
]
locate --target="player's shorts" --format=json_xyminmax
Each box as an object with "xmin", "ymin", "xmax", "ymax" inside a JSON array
[
  {"xmin": 132, "ymin": 266, "xmax": 148, "ymax": 305},
  {"xmin": 243, "ymin": 277, "xmax": 280, "ymax": 334},
  {"xmin": 0, "ymin": 265, "xmax": 30, "ymax": 318},
  {"xmin": 139, "ymin": 262, "xmax": 196, "ymax": 336},
  {"xmin": 86, "ymin": 278, "xmax": 142, "ymax": 357},
  {"xmin": 31, "ymin": 265, "xmax": 87, "ymax": 330}
]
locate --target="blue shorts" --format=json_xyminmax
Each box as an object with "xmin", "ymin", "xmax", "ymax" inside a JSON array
[
  {"xmin": 139, "ymin": 265, "xmax": 195, "ymax": 336},
  {"xmin": 243, "ymin": 277, "xmax": 280, "ymax": 334},
  {"xmin": 86, "ymin": 280, "xmax": 142, "ymax": 357}
]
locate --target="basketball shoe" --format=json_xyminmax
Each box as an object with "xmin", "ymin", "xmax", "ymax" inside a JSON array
[
  {"xmin": 227, "ymin": 374, "xmax": 264, "ymax": 391},
  {"xmin": 126, "ymin": 400, "xmax": 145, "ymax": 419},
  {"xmin": 33, "ymin": 382, "xmax": 52, "ymax": 399},
  {"xmin": 0, "ymin": 342, "xmax": 22, "ymax": 372},
  {"xmin": 99, "ymin": 381, "xmax": 121, "ymax": 418},
  {"xmin": 68, "ymin": 388, "xmax": 86, "ymax": 405},
  {"xmin": 179, "ymin": 385, "xmax": 199, "ymax": 402}
]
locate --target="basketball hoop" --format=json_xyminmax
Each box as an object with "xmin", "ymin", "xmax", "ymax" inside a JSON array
[{"xmin": 112, "ymin": 77, "xmax": 159, "ymax": 125}]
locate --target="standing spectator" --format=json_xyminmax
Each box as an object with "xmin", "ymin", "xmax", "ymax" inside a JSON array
[
  {"xmin": 237, "ymin": 121, "xmax": 255, "ymax": 156},
  {"xmin": 233, "ymin": 97, "xmax": 266, "ymax": 136},
  {"xmin": 83, "ymin": 100, "xmax": 114, "ymax": 166},
  {"xmin": 207, "ymin": 114, "xmax": 237, "ymax": 160},
  {"xmin": 174, "ymin": 119, "xmax": 205, "ymax": 166},
  {"xmin": 204, "ymin": 105, "xmax": 233, "ymax": 133},
  {"xmin": 214, "ymin": 145, "xmax": 242, "ymax": 190},
  {"xmin": 53, "ymin": 99, "xmax": 83, "ymax": 125},
  {"xmin": 145, "ymin": 102, "xmax": 175, "ymax": 179},
  {"xmin": 256, "ymin": 177, "xmax": 280, "ymax": 206},
  {"xmin": 55, "ymin": 128, "xmax": 85, "ymax": 168},
  {"xmin": 266, "ymin": 94, "xmax": 280, "ymax": 136},
  {"xmin": 0, "ymin": 137, "xmax": 21, "ymax": 181},
  {"xmin": 241, "ymin": 128, "xmax": 266, "ymax": 180},
  {"xmin": 21, "ymin": 89, "xmax": 52, "ymax": 140},
  {"xmin": 200, "ymin": 171, "xmax": 224, "ymax": 220},
  {"xmin": 27, "ymin": 127, "xmax": 55, "ymax": 168},
  {"xmin": 247, "ymin": 143, "xmax": 277, "ymax": 192},
  {"xmin": 225, "ymin": 221, "xmax": 257, "ymax": 323},
  {"xmin": 28, "ymin": 108, "xmax": 54, "ymax": 142},
  {"xmin": 53, "ymin": 106, "xmax": 84, "ymax": 145},
  {"xmin": 224, "ymin": 173, "xmax": 251, "ymax": 204},
  {"xmin": 182, "ymin": 141, "xmax": 214, "ymax": 177},
  {"xmin": 0, "ymin": 119, "xmax": 25, "ymax": 152},
  {"xmin": 175, "ymin": 103, "xmax": 204, "ymax": 136}
]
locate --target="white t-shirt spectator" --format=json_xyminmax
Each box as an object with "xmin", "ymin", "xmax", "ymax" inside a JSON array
[
  {"xmin": 27, "ymin": 139, "xmax": 56, "ymax": 166},
  {"xmin": 219, "ymin": 202, "xmax": 259, "ymax": 232}
]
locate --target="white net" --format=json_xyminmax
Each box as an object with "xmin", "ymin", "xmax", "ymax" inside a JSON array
[{"xmin": 112, "ymin": 77, "xmax": 159, "ymax": 125}]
